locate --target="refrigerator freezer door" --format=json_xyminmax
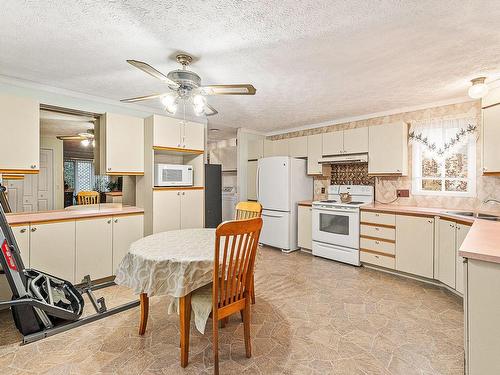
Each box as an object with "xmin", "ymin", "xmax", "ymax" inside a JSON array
[
  {"xmin": 260, "ymin": 209, "xmax": 290, "ymax": 250},
  {"xmin": 257, "ymin": 157, "xmax": 290, "ymax": 211}
]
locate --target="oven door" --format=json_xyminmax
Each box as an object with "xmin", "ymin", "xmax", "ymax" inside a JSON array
[{"xmin": 312, "ymin": 207, "xmax": 359, "ymax": 249}]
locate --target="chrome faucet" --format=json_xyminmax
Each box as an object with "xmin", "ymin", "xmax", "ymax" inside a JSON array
[{"xmin": 483, "ymin": 198, "xmax": 500, "ymax": 204}]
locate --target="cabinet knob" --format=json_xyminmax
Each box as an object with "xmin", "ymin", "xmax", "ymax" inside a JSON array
[
  {"xmin": 182, "ymin": 192, "xmax": 185, "ymax": 195},
  {"xmin": 450, "ymin": 223, "xmax": 454, "ymax": 227},
  {"xmin": 375, "ymin": 227, "xmax": 380, "ymax": 231},
  {"xmin": 177, "ymin": 144, "xmax": 181, "ymax": 147},
  {"xmin": 107, "ymin": 167, "xmax": 111, "ymax": 171},
  {"xmin": 107, "ymin": 219, "xmax": 111, "ymax": 224},
  {"xmin": 375, "ymin": 240, "xmax": 380, "ymax": 244},
  {"xmin": 375, "ymin": 255, "xmax": 380, "ymax": 259},
  {"xmin": 114, "ymin": 219, "xmax": 118, "ymax": 223},
  {"xmin": 375, "ymin": 213, "xmax": 379, "ymax": 217},
  {"xmin": 20, "ymin": 228, "xmax": 26, "ymax": 233},
  {"xmin": 30, "ymin": 164, "xmax": 37, "ymax": 169},
  {"xmin": 31, "ymin": 227, "xmax": 37, "ymax": 232},
  {"xmin": 177, "ymin": 192, "xmax": 180, "ymax": 195},
  {"xmin": 483, "ymin": 167, "xmax": 488, "ymax": 171},
  {"xmin": 183, "ymin": 144, "xmax": 186, "ymax": 148},
  {"xmin": 428, "ymin": 220, "xmax": 433, "ymax": 223}
]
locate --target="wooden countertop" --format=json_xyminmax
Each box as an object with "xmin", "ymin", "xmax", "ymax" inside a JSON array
[
  {"xmin": 298, "ymin": 200, "xmax": 313, "ymax": 207},
  {"xmin": 7, "ymin": 205, "xmax": 144, "ymax": 225},
  {"xmin": 459, "ymin": 220, "xmax": 500, "ymax": 264},
  {"xmin": 105, "ymin": 191, "xmax": 123, "ymax": 196}
]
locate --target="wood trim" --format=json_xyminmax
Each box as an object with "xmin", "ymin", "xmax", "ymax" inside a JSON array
[
  {"xmin": 361, "ymin": 208, "xmax": 397, "ymax": 214},
  {"xmin": 106, "ymin": 172, "xmax": 145, "ymax": 176},
  {"xmin": 9, "ymin": 223, "xmax": 28, "ymax": 227},
  {"xmin": 8, "ymin": 211, "xmax": 144, "ymax": 226},
  {"xmin": 0, "ymin": 169, "xmax": 38, "ymax": 174},
  {"xmin": 367, "ymin": 173, "xmax": 403, "ymax": 177},
  {"xmin": 2, "ymin": 174, "xmax": 24, "ymax": 180},
  {"xmin": 360, "ymin": 221, "xmax": 396, "ymax": 229},
  {"xmin": 394, "ymin": 211, "xmax": 435, "ymax": 218},
  {"xmin": 153, "ymin": 146, "xmax": 204, "ymax": 154},
  {"xmin": 153, "ymin": 186, "xmax": 204, "ymax": 191},
  {"xmin": 360, "ymin": 248, "xmax": 396, "ymax": 258},
  {"xmin": 30, "ymin": 218, "xmax": 76, "ymax": 225},
  {"xmin": 360, "ymin": 234, "xmax": 396, "ymax": 244},
  {"xmin": 483, "ymin": 172, "xmax": 500, "ymax": 176}
]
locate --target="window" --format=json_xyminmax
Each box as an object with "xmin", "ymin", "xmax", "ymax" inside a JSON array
[
  {"xmin": 412, "ymin": 122, "xmax": 476, "ymax": 197},
  {"xmin": 64, "ymin": 159, "xmax": 110, "ymax": 194}
]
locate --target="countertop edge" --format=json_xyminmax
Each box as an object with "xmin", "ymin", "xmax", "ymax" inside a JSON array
[
  {"xmin": 298, "ymin": 201, "xmax": 313, "ymax": 207},
  {"xmin": 360, "ymin": 204, "xmax": 475, "ymax": 224},
  {"xmin": 459, "ymin": 220, "xmax": 500, "ymax": 264}
]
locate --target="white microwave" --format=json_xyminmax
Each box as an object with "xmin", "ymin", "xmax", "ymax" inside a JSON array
[{"xmin": 154, "ymin": 164, "xmax": 193, "ymax": 187}]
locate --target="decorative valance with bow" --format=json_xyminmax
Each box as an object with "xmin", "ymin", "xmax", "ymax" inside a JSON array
[{"xmin": 409, "ymin": 116, "xmax": 477, "ymax": 158}]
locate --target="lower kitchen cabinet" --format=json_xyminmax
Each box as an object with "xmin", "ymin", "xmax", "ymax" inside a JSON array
[
  {"xmin": 76, "ymin": 217, "xmax": 113, "ymax": 282},
  {"xmin": 455, "ymin": 223, "xmax": 470, "ymax": 294},
  {"xmin": 112, "ymin": 214, "xmax": 144, "ymax": 272},
  {"xmin": 30, "ymin": 221, "xmax": 76, "ymax": 283},
  {"xmin": 395, "ymin": 215, "xmax": 434, "ymax": 278},
  {"xmin": 180, "ymin": 189, "xmax": 204, "ymax": 229},
  {"xmin": 297, "ymin": 205, "xmax": 312, "ymax": 249},
  {"xmin": 11, "ymin": 224, "xmax": 30, "ymax": 267},
  {"xmin": 437, "ymin": 219, "xmax": 456, "ymax": 288},
  {"xmin": 153, "ymin": 189, "xmax": 204, "ymax": 233}
]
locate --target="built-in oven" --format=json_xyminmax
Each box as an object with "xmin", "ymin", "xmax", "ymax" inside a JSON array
[{"xmin": 311, "ymin": 205, "xmax": 360, "ymax": 249}]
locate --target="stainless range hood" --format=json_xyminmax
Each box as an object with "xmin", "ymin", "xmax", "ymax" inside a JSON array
[{"xmin": 318, "ymin": 153, "xmax": 368, "ymax": 164}]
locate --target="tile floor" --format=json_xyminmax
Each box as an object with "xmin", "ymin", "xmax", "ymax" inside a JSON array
[{"xmin": 0, "ymin": 247, "xmax": 464, "ymax": 374}]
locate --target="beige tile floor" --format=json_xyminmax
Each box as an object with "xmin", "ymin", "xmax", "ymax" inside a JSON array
[{"xmin": 0, "ymin": 247, "xmax": 463, "ymax": 374}]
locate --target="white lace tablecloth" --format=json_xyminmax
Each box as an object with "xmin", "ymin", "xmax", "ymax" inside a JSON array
[{"xmin": 115, "ymin": 228, "xmax": 216, "ymax": 298}]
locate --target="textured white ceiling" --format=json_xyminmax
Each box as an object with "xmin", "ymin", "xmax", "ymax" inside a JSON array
[{"xmin": 2, "ymin": 1, "xmax": 500, "ymax": 135}]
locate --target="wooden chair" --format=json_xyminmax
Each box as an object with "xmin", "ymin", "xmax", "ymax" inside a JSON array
[
  {"xmin": 76, "ymin": 191, "xmax": 100, "ymax": 205},
  {"xmin": 235, "ymin": 201, "xmax": 262, "ymax": 304},
  {"xmin": 195, "ymin": 217, "xmax": 262, "ymax": 375}
]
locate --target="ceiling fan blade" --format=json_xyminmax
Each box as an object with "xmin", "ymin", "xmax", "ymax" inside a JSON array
[
  {"xmin": 204, "ymin": 103, "xmax": 218, "ymax": 116},
  {"xmin": 199, "ymin": 84, "xmax": 256, "ymax": 95},
  {"xmin": 127, "ymin": 60, "xmax": 179, "ymax": 88},
  {"xmin": 56, "ymin": 135, "xmax": 85, "ymax": 141},
  {"xmin": 120, "ymin": 93, "xmax": 167, "ymax": 103}
]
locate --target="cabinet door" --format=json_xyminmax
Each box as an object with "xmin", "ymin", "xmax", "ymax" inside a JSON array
[
  {"xmin": 307, "ymin": 134, "xmax": 323, "ymax": 175},
  {"xmin": 437, "ymin": 219, "xmax": 456, "ymax": 288},
  {"xmin": 456, "ymin": 223, "xmax": 471, "ymax": 294},
  {"xmin": 297, "ymin": 205, "xmax": 312, "ymax": 249},
  {"xmin": 396, "ymin": 215, "xmax": 434, "ymax": 278},
  {"xmin": 0, "ymin": 94, "xmax": 39, "ymax": 173},
  {"xmin": 482, "ymin": 105, "xmax": 500, "ymax": 174},
  {"xmin": 152, "ymin": 115, "xmax": 182, "ymax": 148},
  {"xmin": 76, "ymin": 217, "xmax": 113, "ymax": 281},
  {"xmin": 263, "ymin": 140, "xmax": 275, "ymax": 157},
  {"xmin": 322, "ymin": 131, "xmax": 343, "ymax": 156},
  {"xmin": 289, "ymin": 136, "xmax": 308, "ymax": 158},
  {"xmin": 183, "ymin": 121, "xmax": 205, "ymax": 151},
  {"xmin": 273, "ymin": 139, "xmax": 289, "ymax": 156},
  {"xmin": 112, "ymin": 214, "xmax": 144, "ymax": 272},
  {"xmin": 248, "ymin": 139, "xmax": 264, "ymax": 160},
  {"xmin": 368, "ymin": 122, "xmax": 408, "ymax": 175},
  {"xmin": 30, "ymin": 221, "xmax": 76, "ymax": 283},
  {"xmin": 343, "ymin": 127, "xmax": 368, "ymax": 154},
  {"xmin": 102, "ymin": 113, "xmax": 144, "ymax": 174},
  {"xmin": 153, "ymin": 190, "xmax": 181, "ymax": 233},
  {"xmin": 180, "ymin": 189, "xmax": 204, "ymax": 229},
  {"xmin": 11, "ymin": 225, "xmax": 30, "ymax": 267},
  {"xmin": 247, "ymin": 161, "xmax": 258, "ymax": 200}
]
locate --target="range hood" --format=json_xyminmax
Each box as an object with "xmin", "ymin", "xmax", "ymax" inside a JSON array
[{"xmin": 318, "ymin": 153, "xmax": 368, "ymax": 164}]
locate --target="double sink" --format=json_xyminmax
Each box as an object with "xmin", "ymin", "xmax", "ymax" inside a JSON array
[{"xmin": 445, "ymin": 210, "xmax": 500, "ymax": 222}]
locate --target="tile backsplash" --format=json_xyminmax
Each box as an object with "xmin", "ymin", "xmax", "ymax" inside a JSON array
[
  {"xmin": 271, "ymin": 100, "xmax": 500, "ymax": 208},
  {"xmin": 329, "ymin": 163, "xmax": 374, "ymax": 186}
]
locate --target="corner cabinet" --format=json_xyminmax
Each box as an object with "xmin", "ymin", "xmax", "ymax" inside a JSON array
[
  {"xmin": 437, "ymin": 219, "xmax": 456, "ymax": 289},
  {"xmin": 307, "ymin": 134, "xmax": 323, "ymax": 175},
  {"xmin": 248, "ymin": 139, "xmax": 264, "ymax": 160},
  {"xmin": 368, "ymin": 122, "xmax": 408, "ymax": 176},
  {"xmin": 152, "ymin": 189, "xmax": 204, "ymax": 233},
  {"xmin": 99, "ymin": 113, "xmax": 144, "ymax": 175},
  {"xmin": 482, "ymin": 102, "xmax": 500, "ymax": 175},
  {"xmin": 0, "ymin": 94, "xmax": 40, "ymax": 174}
]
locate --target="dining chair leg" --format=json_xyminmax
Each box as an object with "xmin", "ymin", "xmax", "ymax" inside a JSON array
[
  {"xmin": 250, "ymin": 274, "xmax": 256, "ymax": 305},
  {"xmin": 213, "ymin": 314, "xmax": 219, "ymax": 375},
  {"xmin": 179, "ymin": 293, "xmax": 192, "ymax": 368},
  {"xmin": 139, "ymin": 293, "xmax": 149, "ymax": 335},
  {"xmin": 243, "ymin": 296, "xmax": 252, "ymax": 358}
]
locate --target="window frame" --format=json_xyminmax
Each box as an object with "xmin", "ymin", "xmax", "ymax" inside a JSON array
[{"xmin": 412, "ymin": 135, "xmax": 476, "ymax": 198}]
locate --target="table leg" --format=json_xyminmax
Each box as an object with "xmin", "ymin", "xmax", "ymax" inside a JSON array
[
  {"xmin": 139, "ymin": 293, "xmax": 149, "ymax": 335},
  {"xmin": 179, "ymin": 293, "xmax": 192, "ymax": 368}
]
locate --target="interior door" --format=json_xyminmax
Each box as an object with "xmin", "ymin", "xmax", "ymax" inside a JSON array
[
  {"xmin": 37, "ymin": 148, "xmax": 54, "ymax": 211},
  {"xmin": 22, "ymin": 174, "xmax": 38, "ymax": 212},
  {"xmin": 257, "ymin": 157, "xmax": 290, "ymax": 211}
]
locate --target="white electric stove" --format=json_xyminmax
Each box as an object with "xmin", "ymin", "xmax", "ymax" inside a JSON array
[{"xmin": 311, "ymin": 185, "xmax": 374, "ymax": 266}]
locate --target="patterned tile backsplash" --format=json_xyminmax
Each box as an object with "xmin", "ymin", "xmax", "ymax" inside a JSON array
[
  {"xmin": 330, "ymin": 163, "xmax": 374, "ymax": 186},
  {"xmin": 271, "ymin": 100, "xmax": 500, "ymax": 208}
]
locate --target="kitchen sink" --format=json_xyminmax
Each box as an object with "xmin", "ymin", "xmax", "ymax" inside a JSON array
[{"xmin": 444, "ymin": 210, "xmax": 500, "ymax": 221}]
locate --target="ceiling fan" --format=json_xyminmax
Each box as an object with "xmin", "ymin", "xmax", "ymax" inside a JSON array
[
  {"xmin": 57, "ymin": 129, "xmax": 95, "ymax": 147},
  {"xmin": 120, "ymin": 53, "xmax": 256, "ymax": 116}
]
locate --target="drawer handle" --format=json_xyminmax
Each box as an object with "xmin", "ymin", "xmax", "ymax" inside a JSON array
[
  {"xmin": 31, "ymin": 227, "xmax": 37, "ymax": 232},
  {"xmin": 20, "ymin": 228, "xmax": 27, "ymax": 233},
  {"xmin": 107, "ymin": 219, "xmax": 112, "ymax": 224},
  {"xmin": 375, "ymin": 255, "xmax": 380, "ymax": 259},
  {"xmin": 375, "ymin": 227, "xmax": 380, "ymax": 231},
  {"xmin": 114, "ymin": 219, "xmax": 118, "ymax": 223},
  {"xmin": 375, "ymin": 240, "xmax": 380, "ymax": 244},
  {"xmin": 375, "ymin": 213, "xmax": 380, "ymax": 217}
]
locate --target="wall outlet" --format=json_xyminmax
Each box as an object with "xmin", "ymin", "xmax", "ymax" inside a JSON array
[
  {"xmin": 321, "ymin": 187, "xmax": 326, "ymax": 194},
  {"xmin": 396, "ymin": 189, "xmax": 410, "ymax": 198}
]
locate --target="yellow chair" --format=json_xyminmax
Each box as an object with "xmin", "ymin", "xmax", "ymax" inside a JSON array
[
  {"xmin": 76, "ymin": 191, "xmax": 100, "ymax": 205},
  {"xmin": 234, "ymin": 201, "xmax": 262, "ymax": 304}
]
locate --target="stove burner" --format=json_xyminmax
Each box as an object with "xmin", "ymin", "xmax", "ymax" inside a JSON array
[
  {"xmin": 320, "ymin": 200, "xmax": 337, "ymax": 203},
  {"xmin": 347, "ymin": 201, "xmax": 365, "ymax": 205}
]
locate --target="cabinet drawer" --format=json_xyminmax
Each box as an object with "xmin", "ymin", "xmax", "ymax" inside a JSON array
[
  {"xmin": 360, "ymin": 251, "xmax": 395, "ymax": 269},
  {"xmin": 360, "ymin": 237, "xmax": 395, "ymax": 255},
  {"xmin": 360, "ymin": 224, "xmax": 395, "ymax": 241},
  {"xmin": 361, "ymin": 211, "xmax": 396, "ymax": 226}
]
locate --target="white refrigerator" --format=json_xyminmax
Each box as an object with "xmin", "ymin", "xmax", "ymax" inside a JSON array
[{"xmin": 257, "ymin": 157, "xmax": 313, "ymax": 252}]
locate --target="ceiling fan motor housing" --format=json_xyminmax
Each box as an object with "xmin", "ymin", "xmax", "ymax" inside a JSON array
[{"xmin": 167, "ymin": 69, "xmax": 201, "ymax": 90}]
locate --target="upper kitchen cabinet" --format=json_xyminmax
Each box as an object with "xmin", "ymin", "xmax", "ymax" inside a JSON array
[
  {"xmin": 322, "ymin": 131, "xmax": 343, "ymax": 155},
  {"xmin": 482, "ymin": 102, "xmax": 500, "ymax": 175},
  {"xmin": 248, "ymin": 139, "xmax": 264, "ymax": 160},
  {"xmin": 322, "ymin": 127, "xmax": 368, "ymax": 155},
  {"xmin": 264, "ymin": 139, "xmax": 289, "ymax": 157},
  {"xmin": 0, "ymin": 94, "xmax": 39, "ymax": 174},
  {"xmin": 151, "ymin": 114, "xmax": 204, "ymax": 151},
  {"xmin": 99, "ymin": 113, "xmax": 144, "ymax": 175},
  {"xmin": 368, "ymin": 122, "xmax": 408, "ymax": 176},
  {"xmin": 288, "ymin": 136, "xmax": 308, "ymax": 158},
  {"xmin": 307, "ymin": 134, "xmax": 323, "ymax": 175}
]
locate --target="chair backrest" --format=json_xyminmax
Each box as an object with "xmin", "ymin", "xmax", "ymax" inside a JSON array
[
  {"xmin": 235, "ymin": 201, "xmax": 262, "ymax": 220},
  {"xmin": 76, "ymin": 191, "xmax": 100, "ymax": 205},
  {"xmin": 213, "ymin": 217, "xmax": 263, "ymax": 312}
]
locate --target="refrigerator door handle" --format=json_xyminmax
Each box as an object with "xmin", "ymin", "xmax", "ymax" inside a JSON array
[{"xmin": 262, "ymin": 212, "xmax": 285, "ymax": 218}]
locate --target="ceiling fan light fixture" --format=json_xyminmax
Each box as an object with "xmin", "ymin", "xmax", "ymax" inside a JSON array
[
  {"xmin": 161, "ymin": 93, "xmax": 178, "ymax": 114},
  {"xmin": 468, "ymin": 77, "xmax": 489, "ymax": 99},
  {"xmin": 81, "ymin": 139, "xmax": 90, "ymax": 147}
]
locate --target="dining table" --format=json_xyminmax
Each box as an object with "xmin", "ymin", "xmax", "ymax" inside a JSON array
[{"xmin": 114, "ymin": 227, "xmax": 217, "ymax": 368}]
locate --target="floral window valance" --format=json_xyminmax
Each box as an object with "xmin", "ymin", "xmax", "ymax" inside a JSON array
[{"xmin": 409, "ymin": 116, "xmax": 478, "ymax": 158}]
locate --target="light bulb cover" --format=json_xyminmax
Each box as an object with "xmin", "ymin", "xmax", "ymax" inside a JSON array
[
  {"xmin": 81, "ymin": 139, "xmax": 90, "ymax": 147},
  {"xmin": 468, "ymin": 77, "xmax": 489, "ymax": 99},
  {"xmin": 193, "ymin": 94, "xmax": 207, "ymax": 107},
  {"xmin": 165, "ymin": 103, "xmax": 178, "ymax": 114}
]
